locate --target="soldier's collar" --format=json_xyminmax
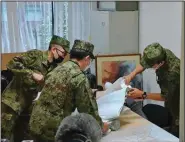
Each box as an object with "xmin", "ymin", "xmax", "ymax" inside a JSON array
[{"xmin": 69, "ymin": 59, "xmax": 80, "ymax": 68}]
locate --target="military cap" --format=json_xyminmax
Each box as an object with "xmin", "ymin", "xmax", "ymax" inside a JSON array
[
  {"xmin": 141, "ymin": 43, "xmax": 166, "ymax": 68},
  {"xmin": 72, "ymin": 40, "xmax": 95, "ymax": 59},
  {"xmin": 50, "ymin": 35, "xmax": 70, "ymax": 52}
]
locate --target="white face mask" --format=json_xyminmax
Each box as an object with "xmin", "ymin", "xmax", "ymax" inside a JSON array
[
  {"xmin": 153, "ymin": 61, "xmax": 165, "ymax": 70},
  {"xmin": 84, "ymin": 60, "xmax": 92, "ymax": 71},
  {"xmin": 84, "ymin": 64, "xmax": 91, "ymax": 71}
]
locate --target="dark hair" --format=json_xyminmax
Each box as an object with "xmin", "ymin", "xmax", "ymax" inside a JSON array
[
  {"xmin": 85, "ymin": 73, "xmax": 97, "ymax": 89},
  {"xmin": 48, "ymin": 45, "xmax": 52, "ymax": 50},
  {"xmin": 59, "ymin": 131, "xmax": 90, "ymax": 142},
  {"xmin": 70, "ymin": 48, "xmax": 91, "ymax": 60},
  {"xmin": 97, "ymin": 85, "xmax": 104, "ymax": 91}
]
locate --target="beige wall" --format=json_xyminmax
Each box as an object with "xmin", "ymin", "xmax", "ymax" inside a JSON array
[{"xmin": 1, "ymin": 53, "xmax": 22, "ymax": 70}]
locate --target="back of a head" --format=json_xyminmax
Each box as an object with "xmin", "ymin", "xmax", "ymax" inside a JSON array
[
  {"xmin": 70, "ymin": 40, "xmax": 95, "ymax": 60},
  {"xmin": 55, "ymin": 113, "xmax": 102, "ymax": 142}
]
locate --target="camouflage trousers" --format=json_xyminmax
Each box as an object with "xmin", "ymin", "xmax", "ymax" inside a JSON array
[
  {"xmin": 1, "ymin": 103, "xmax": 18, "ymax": 140},
  {"xmin": 13, "ymin": 108, "xmax": 33, "ymax": 142},
  {"xmin": 1, "ymin": 103, "xmax": 33, "ymax": 141},
  {"xmin": 169, "ymin": 118, "xmax": 179, "ymax": 138}
]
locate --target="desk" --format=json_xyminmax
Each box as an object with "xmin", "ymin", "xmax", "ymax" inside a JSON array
[{"xmin": 101, "ymin": 107, "xmax": 179, "ymax": 142}]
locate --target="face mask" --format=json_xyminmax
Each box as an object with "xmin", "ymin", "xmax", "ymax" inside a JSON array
[
  {"xmin": 153, "ymin": 61, "xmax": 165, "ymax": 70},
  {"xmin": 84, "ymin": 60, "xmax": 92, "ymax": 71},
  {"xmin": 53, "ymin": 56, "xmax": 64, "ymax": 64}
]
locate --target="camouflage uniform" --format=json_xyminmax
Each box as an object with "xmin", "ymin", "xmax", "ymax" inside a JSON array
[
  {"xmin": 29, "ymin": 40, "xmax": 103, "ymax": 142},
  {"xmin": 141, "ymin": 43, "xmax": 180, "ymax": 137},
  {"xmin": 1, "ymin": 35, "xmax": 70, "ymax": 140}
]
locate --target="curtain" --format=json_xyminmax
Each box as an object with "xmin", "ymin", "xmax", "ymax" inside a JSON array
[
  {"xmin": 53, "ymin": 2, "xmax": 68, "ymax": 39},
  {"xmin": 53, "ymin": 2, "xmax": 92, "ymax": 48},
  {"xmin": 70, "ymin": 2, "xmax": 91, "ymax": 44},
  {"xmin": 1, "ymin": 2, "xmax": 53, "ymax": 53},
  {"xmin": 1, "ymin": 1, "xmax": 92, "ymax": 53}
]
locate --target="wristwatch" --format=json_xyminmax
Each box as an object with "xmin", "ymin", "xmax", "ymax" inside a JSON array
[{"xmin": 142, "ymin": 92, "xmax": 147, "ymax": 99}]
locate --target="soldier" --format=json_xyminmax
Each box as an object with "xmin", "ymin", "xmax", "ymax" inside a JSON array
[
  {"xmin": 124, "ymin": 43, "xmax": 180, "ymax": 137},
  {"xmin": 29, "ymin": 39, "xmax": 109, "ymax": 142},
  {"xmin": 1, "ymin": 35, "xmax": 70, "ymax": 141}
]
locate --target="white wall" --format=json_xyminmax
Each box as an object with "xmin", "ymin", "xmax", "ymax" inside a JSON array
[
  {"xmin": 109, "ymin": 11, "xmax": 139, "ymax": 54},
  {"xmin": 90, "ymin": 11, "xmax": 139, "ymax": 74},
  {"xmin": 139, "ymin": 2, "xmax": 183, "ymax": 106}
]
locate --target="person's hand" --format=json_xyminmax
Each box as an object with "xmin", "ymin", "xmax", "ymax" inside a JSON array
[
  {"xmin": 32, "ymin": 72, "xmax": 44, "ymax": 82},
  {"xmin": 127, "ymin": 88, "xmax": 144, "ymax": 99},
  {"xmin": 102, "ymin": 122, "xmax": 109, "ymax": 134},
  {"xmin": 123, "ymin": 74, "xmax": 132, "ymax": 85}
]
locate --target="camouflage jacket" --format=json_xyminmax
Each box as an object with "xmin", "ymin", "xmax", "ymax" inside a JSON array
[
  {"xmin": 29, "ymin": 60, "xmax": 103, "ymax": 141},
  {"xmin": 2, "ymin": 49, "xmax": 57, "ymax": 113},
  {"xmin": 141, "ymin": 48, "xmax": 180, "ymax": 120}
]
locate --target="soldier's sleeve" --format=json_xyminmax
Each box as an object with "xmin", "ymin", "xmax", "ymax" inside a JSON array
[
  {"xmin": 7, "ymin": 50, "xmax": 42, "ymax": 76},
  {"xmin": 74, "ymin": 78, "xmax": 103, "ymax": 128}
]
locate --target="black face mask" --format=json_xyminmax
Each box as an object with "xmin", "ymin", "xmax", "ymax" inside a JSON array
[{"xmin": 53, "ymin": 56, "xmax": 64, "ymax": 64}]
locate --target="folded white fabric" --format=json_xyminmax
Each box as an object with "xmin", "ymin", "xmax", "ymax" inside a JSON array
[{"xmin": 97, "ymin": 77, "xmax": 131, "ymax": 122}]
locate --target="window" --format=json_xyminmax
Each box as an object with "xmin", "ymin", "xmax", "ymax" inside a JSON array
[
  {"xmin": 2, "ymin": 2, "xmax": 7, "ymax": 21},
  {"xmin": 25, "ymin": 2, "xmax": 43, "ymax": 21},
  {"xmin": 1, "ymin": 2, "xmax": 90, "ymax": 53}
]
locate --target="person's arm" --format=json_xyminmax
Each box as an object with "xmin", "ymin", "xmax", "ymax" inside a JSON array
[
  {"xmin": 7, "ymin": 50, "xmax": 44, "ymax": 82},
  {"xmin": 131, "ymin": 64, "xmax": 145, "ymax": 78},
  {"xmin": 74, "ymin": 78, "xmax": 108, "ymax": 133},
  {"xmin": 145, "ymin": 93, "xmax": 165, "ymax": 101},
  {"xmin": 127, "ymin": 88, "xmax": 165, "ymax": 101},
  {"xmin": 124, "ymin": 64, "xmax": 145, "ymax": 85}
]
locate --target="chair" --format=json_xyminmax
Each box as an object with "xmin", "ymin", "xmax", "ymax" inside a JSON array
[{"xmin": 142, "ymin": 104, "xmax": 172, "ymax": 131}]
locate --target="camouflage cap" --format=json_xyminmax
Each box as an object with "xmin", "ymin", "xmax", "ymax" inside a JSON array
[
  {"xmin": 72, "ymin": 40, "xmax": 95, "ymax": 59},
  {"xmin": 49, "ymin": 35, "xmax": 70, "ymax": 53},
  {"xmin": 141, "ymin": 43, "xmax": 166, "ymax": 68}
]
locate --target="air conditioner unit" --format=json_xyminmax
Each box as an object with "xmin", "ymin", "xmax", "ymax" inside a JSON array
[{"xmin": 97, "ymin": 1, "xmax": 138, "ymax": 11}]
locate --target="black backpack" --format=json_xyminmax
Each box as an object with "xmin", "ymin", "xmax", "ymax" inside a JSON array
[{"xmin": 1, "ymin": 70, "xmax": 14, "ymax": 93}]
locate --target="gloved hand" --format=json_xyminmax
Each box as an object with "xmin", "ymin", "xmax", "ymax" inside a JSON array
[{"xmin": 55, "ymin": 113, "xmax": 102, "ymax": 142}]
